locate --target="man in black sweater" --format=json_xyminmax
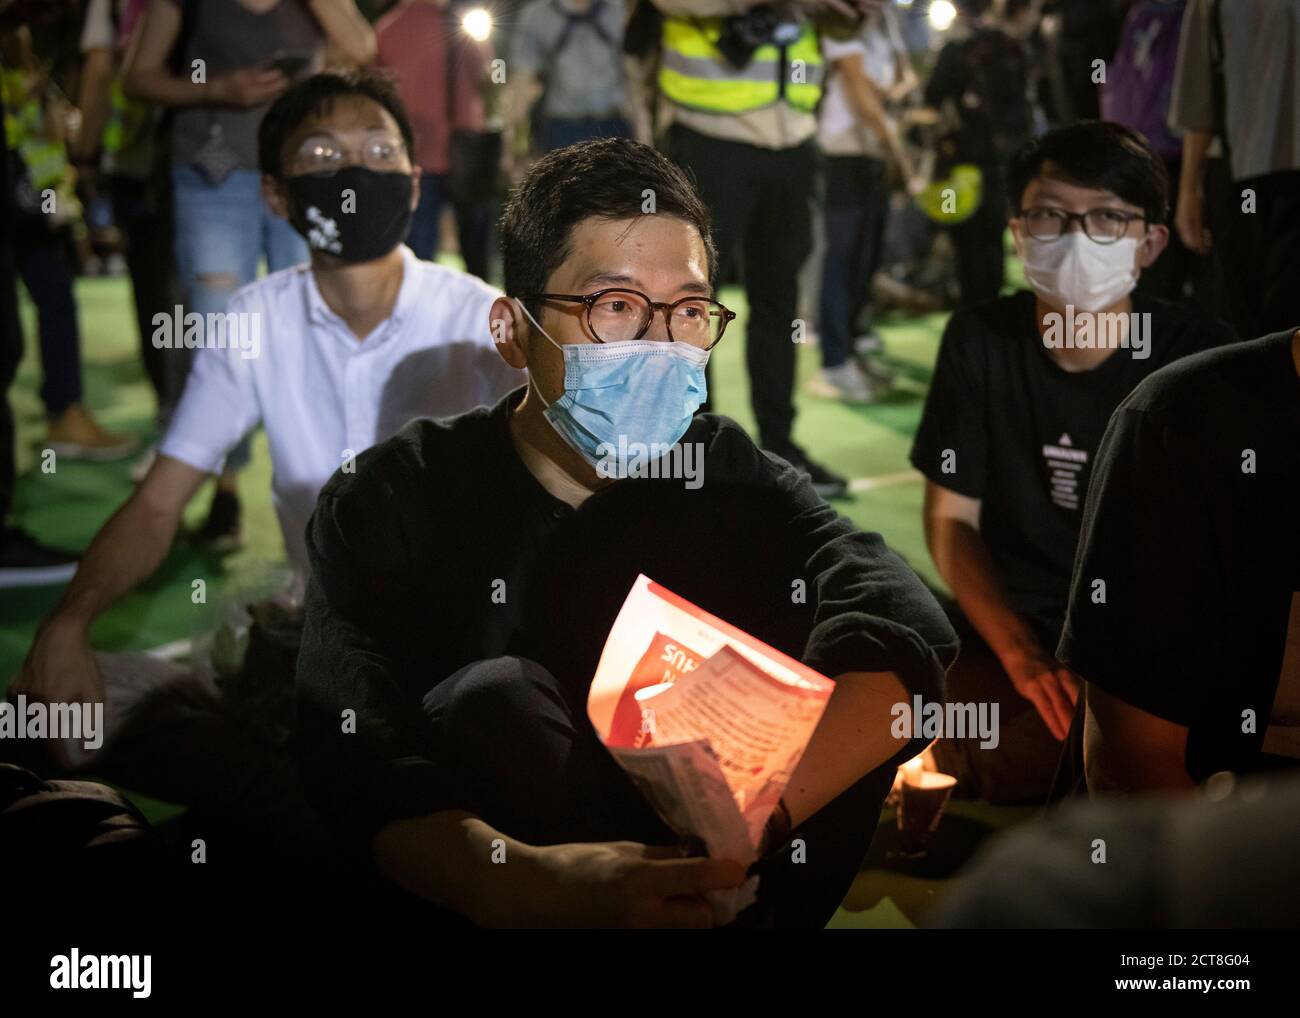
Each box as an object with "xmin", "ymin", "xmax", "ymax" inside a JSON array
[{"xmin": 293, "ymin": 138, "xmax": 957, "ymax": 928}]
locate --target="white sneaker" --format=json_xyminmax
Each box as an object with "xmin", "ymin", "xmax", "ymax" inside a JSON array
[
  {"xmin": 860, "ymin": 353, "xmax": 898, "ymax": 387},
  {"xmin": 807, "ymin": 362, "xmax": 882, "ymax": 404},
  {"xmin": 853, "ymin": 332, "xmax": 885, "ymax": 357}
]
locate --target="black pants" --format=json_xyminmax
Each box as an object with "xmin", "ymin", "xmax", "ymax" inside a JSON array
[
  {"xmin": 0, "ymin": 231, "xmax": 21, "ymax": 521},
  {"xmin": 406, "ymin": 172, "xmax": 494, "ymax": 282},
  {"xmin": 1209, "ymin": 166, "xmax": 1300, "ymax": 340},
  {"xmin": 109, "ymin": 173, "xmax": 183, "ymax": 422},
  {"xmin": 15, "ymin": 224, "xmax": 82, "ymax": 418},
  {"xmin": 948, "ymin": 163, "xmax": 1006, "ymax": 307},
  {"xmin": 928, "ymin": 599, "xmax": 1070, "ymax": 805},
  {"xmin": 666, "ymin": 125, "xmax": 815, "ymax": 450},
  {"xmin": 1135, "ymin": 158, "xmax": 1221, "ymax": 314},
  {"xmin": 421, "ymin": 655, "xmax": 893, "ymax": 928}
]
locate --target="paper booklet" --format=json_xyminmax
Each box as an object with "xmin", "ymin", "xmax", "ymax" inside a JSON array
[{"xmin": 587, "ymin": 574, "xmax": 836, "ymax": 924}]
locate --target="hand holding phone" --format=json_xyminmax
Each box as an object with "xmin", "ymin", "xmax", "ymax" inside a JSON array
[{"xmin": 264, "ymin": 52, "xmax": 313, "ymax": 80}]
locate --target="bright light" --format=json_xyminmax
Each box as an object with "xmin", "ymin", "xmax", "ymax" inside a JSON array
[
  {"xmin": 462, "ymin": 8, "xmax": 492, "ymax": 42},
  {"xmin": 929, "ymin": 0, "xmax": 957, "ymax": 30}
]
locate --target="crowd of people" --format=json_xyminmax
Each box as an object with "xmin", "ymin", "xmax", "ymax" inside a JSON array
[{"xmin": 0, "ymin": 0, "xmax": 1297, "ymax": 931}]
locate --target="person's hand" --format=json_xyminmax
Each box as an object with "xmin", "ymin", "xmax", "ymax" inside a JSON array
[
  {"xmin": 888, "ymin": 76, "xmax": 918, "ymax": 105},
  {"xmin": 503, "ymin": 840, "xmax": 749, "ymax": 928},
  {"xmin": 212, "ymin": 68, "xmax": 288, "ymax": 108},
  {"xmin": 1174, "ymin": 186, "xmax": 1212, "ymax": 255},
  {"xmin": 799, "ymin": 0, "xmax": 870, "ymax": 18},
  {"xmin": 1001, "ymin": 646, "xmax": 1079, "ymax": 741},
  {"xmin": 801, "ymin": 0, "xmax": 885, "ymax": 15},
  {"xmin": 903, "ymin": 105, "xmax": 940, "ymax": 128},
  {"xmin": 14, "ymin": 615, "xmax": 104, "ymax": 710}
]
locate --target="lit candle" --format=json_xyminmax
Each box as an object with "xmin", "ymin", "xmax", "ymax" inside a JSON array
[{"xmin": 899, "ymin": 756, "xmax": 925, "ymax": 787}]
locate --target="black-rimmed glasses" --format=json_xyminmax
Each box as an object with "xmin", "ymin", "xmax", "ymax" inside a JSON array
[
  {"xmin": 521, "ymin": 288, "xmax": 736, "ymax": 350},
  {"xmin": 1016, "ymin": 206, "xmax": 1148, "ymax": 244}
]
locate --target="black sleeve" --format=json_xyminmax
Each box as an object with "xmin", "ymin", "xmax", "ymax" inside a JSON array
[
  {"xmin": 712, "ymin": 422, "xmax": 960, "ymax": 767},
  {"xmin": 909, "ymin": 311, "xmax": 989, "ymax": 500},
  {"xmin": 293, "ymin": 475, "xmax": 461, "ymax": 846},
  {"xmin": 1056, "ymin": 405, "xmax": 1220, "ymax": 727}
]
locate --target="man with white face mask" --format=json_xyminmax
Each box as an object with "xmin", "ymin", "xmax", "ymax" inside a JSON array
[{"xmin": 909, "ymin": 121, "xmax": 1234, "ymax": 804}]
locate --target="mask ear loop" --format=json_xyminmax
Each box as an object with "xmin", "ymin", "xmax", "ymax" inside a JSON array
[{"xmin": 515, "ymin": 298, "xmax": 562, "ymax": 409}]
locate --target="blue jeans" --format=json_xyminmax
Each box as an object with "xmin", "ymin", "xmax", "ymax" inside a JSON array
[
  {"xmin": 171, "ymin": 165, "xmax": 308, "ymax": 468},
  {"xmin": 818, "ymin": 156, "xmax": 889, "ymax": 369}
]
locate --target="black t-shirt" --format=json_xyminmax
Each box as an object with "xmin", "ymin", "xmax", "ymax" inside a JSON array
[
  {"xmin": 1058, "ymin": 330, "xmax": 1300, "ymax": 781},
  {"xmin": 910, "ymin": 290, "xmax": 1233, "ymax": 641},
  {"xmin": 294, "ymin": 388, "xmax": 959, "ymax": 845}
]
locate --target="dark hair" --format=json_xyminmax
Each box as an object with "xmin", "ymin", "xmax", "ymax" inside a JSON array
[
  {"xmin": 257, "ymin": 69, "xmax": 416, "ymax": 178},
  {"xmin": 500, "ymin": 138, "xmax": 718, "ymax": 312},
  {"xmin": 1007, "ymin": 120, "xmax": 1171, "ymax": 224}
]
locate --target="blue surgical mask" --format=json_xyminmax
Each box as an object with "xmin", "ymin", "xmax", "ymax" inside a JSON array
[{"xmin": 516, "ymin": 298, "xmax": 710, "ymax": 471}]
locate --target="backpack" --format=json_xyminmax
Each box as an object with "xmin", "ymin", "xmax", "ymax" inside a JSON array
[
  {"xmin": 1100, "ymin": 0, "xmax": 1186, "ymax": 161},
  {"xmin": 528, "ymin": 0, "xmax": 617, "ymax": 145},
  {"xmin": 955, "ymin": 27, "xmax": 1035, "ymax": 166}
]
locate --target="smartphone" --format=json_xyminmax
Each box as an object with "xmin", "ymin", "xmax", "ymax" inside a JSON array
[{"xmin": 265, "ymin": 52, "xmax": 312, "ymax": 79}]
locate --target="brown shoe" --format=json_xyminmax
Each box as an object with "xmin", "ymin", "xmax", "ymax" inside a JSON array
[{"xmin": 45, "ymin": 404, "xmax": 139, "ymax": 461}]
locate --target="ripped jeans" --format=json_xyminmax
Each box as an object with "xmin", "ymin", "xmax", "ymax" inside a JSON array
[{"xmin": 170, "ymin": 165, "xmax": 307, "ymax": 468}]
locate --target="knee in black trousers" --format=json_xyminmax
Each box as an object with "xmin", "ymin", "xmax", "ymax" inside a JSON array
[
  {"xmin": 422, "ymin": 656, "xmax": 893, "ymax": 927},
  {"xmin": 422, "ymin": 656, "xmax": 676, "ymax": 848}
]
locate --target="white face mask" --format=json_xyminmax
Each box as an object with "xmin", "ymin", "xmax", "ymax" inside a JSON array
[{"xmin": 1020, "ymin": 232, "xmax": 1140, "ymax": 312}]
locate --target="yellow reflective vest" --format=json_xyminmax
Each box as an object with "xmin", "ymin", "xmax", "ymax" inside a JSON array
[
  {"xmin": 659, "ymin": 15, "xmax": 824, "ymax": 115},
  {"xmin": 2, "ymin": 69, "xmax": 69, "ymax": 192}
]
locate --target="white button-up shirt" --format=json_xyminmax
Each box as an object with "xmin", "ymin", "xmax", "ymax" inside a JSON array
[{"xmin": 160, "ymin": 245, "xmax": 524, "ymax": 574}]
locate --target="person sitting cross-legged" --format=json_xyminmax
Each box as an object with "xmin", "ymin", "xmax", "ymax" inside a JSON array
[
  {"xmin": 910, "ymin": 122, "xmax": 1233, "ymax": 804},
  {"xmin": 292, "ymin": 137, "xmax": 960, "ymax": 929},
  {"xmin": 10, "ymin": 71, "xmax": 522, "ymax": 863}
]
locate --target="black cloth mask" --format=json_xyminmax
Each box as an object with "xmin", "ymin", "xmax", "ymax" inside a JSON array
[{"xmin": 283, "ymin": 166, "xmax": 413, "ymax": 264}]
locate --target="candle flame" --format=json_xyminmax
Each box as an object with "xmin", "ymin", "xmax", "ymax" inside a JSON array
[{"xmin": 900, "ymin": 756, "xmax": 925, "ymax": 786}]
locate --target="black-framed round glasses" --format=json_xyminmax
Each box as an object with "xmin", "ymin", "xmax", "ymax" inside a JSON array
[
  {"xmin": 1017, "ymin": 206, "xmax": 1147, "ymax": 244},
  {"xmin": 522, "ymin": 288, "xmax": 736, "ymax": 350}
]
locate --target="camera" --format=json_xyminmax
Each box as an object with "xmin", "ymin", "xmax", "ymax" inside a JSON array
[{"xmin": 716, "ymin": 4, "xmax": 805, "ymax": 68}]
